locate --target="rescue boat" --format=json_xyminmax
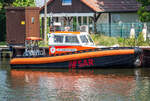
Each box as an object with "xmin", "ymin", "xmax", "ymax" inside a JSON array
[{"xmin": 10, "ymin": 31, "xmax": 143, "ymax": 69}]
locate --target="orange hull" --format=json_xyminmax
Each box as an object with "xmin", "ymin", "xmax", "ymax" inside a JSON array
[{"xmin": 11, "ymin": 49, "xmax": 134, "ymax": 65}]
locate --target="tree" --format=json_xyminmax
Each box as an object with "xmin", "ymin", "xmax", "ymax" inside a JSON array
[
  {"xmin": 13, "ymin": 0, "xmax": 35, "ymax": 7},
  {"xmin": 0, "ymin": 0, "xmax": 15, "ymax": 10},
  {"xmin": 0, "ymin": 0, "xmax": 35, "ymax": 9},
  {"xmin": 137, "ymin": 0, "xmax": 150, "ymax": 22}
]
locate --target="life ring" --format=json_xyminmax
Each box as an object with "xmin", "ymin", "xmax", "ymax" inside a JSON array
[{"xmin": 50, "ymin": 47, "xmax": 56, "ymax": 54}]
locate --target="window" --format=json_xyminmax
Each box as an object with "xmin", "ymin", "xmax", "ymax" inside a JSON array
[
  {"xmin": 54, "ymin": 35, "xmax": 64, "ymax": 43},
  {"xmin": 62, "ymin": 0, "xmax": 72, "ymax": 6},
  {"xmin": 87, "ymin": 35, "xmax": 94, "ymax": 43},
  {"xmin": 65, "ymin": 36, "xmax": 79, "ymax": 44},
  {"xmin": 80, "ymin": 35, "xmax": 88, "ymax": 43}
]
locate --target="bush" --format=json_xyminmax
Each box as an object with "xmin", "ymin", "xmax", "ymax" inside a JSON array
[
  {"xmin": 0, "ymin": 41, "xmax": 6, "ymax": 45},
  {"xmin": 91, "ymin": 33, "xmax": 149, "ymax": 47},
  {"xmin": 91, "ymin": 34, "xmax": 119, "ymax": 46}
]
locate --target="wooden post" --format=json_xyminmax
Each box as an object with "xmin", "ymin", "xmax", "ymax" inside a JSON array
[
  {"xmin": 92, "ymin": 13, "xmax": 101, "ymax": 34},
  {"xmin": 0, "ymin": 49, "xmax": 1, "ymax": 65},
  {"xmin": 109, "ymin": 13, "xmax": 111, "ymax": 37},
  {"xmin": 81, "ymin": 16, "xmax": 83, "ymax": 25},
  {"xmin": 87, "ymin": 16, "xmax": 89, "ymax": 25},
  {"xmin": 42, "ymin": 17, "xmax": 44, "ymax": 39},
  {"xmin": 76, "ymin": 16, "xmax": 78, "ymax": 31},
  {"xmin": 48, "ymin": 17, "xmax": 51, "ymax": 26},
  {"xmin": 44, "ymin": 0, "xmax": 47, "ymax": 44},
  {"xmin": 68, "ymin": 17, "xmax": 73, "ymax": 26}
]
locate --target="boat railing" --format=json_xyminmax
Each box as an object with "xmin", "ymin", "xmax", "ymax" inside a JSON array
[{"xmin": 23, "ymin": 37, "xmax": 45, "ymax": 57}]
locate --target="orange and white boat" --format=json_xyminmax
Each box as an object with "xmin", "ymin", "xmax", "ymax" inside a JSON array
[{"xmin": 10, "ymin": 31, "xmax": 143, "ymax": 69}]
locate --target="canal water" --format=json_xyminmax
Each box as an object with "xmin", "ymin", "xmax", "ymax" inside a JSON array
[{"xmin": 0, "ymin": 58, "xmax": 150, "ymax": 101}]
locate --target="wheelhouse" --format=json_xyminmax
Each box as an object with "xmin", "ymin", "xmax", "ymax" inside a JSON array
[{"xmin": 48, "ymin": 32, "xmax": 95, "ymax": 46}]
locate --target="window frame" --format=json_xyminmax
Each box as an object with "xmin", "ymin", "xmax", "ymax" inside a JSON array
[
  {"xmin": 65, "ymin": 35, "xmax": 79, "ymax": 44},
  {"xmin": 53, "ymin": 35, "xmax": 64, "ymax": 43},
  {"xmin": 80, "ymin": 35, "xmax": 89, "ymax": 44},
  {"xmin": 62, "ymin": 0, "xmax": 72, "ymax": 6}
]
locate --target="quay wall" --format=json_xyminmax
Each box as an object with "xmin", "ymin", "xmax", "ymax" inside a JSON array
[{"xmin": 0, "ymin": 46, "xmax": 12, "ymax": 58}]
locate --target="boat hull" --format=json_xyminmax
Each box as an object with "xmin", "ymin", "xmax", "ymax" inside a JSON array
[
  {"xmin": 11, "ymin": 54, "xmax": 136, "ymax": 69},
  {"xmin": 10, "ymin": 48, "xmax": 143, "ymax": 69}
]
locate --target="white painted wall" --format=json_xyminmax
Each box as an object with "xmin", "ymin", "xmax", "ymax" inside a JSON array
[{"xmin": 111, "ymin": 13, "xmax": 140, "ymax": 24}]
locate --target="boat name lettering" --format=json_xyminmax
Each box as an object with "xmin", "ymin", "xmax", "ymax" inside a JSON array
[
  {"xmin": 69, "ymin": 59, "xmax": 94, "ymax": 68},
  {"xmin": 57, "ymin": 48, "xmax": 77, "ymax": 52}
]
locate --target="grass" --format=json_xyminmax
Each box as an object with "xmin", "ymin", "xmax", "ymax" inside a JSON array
[
  {"xmin": 91, "ymin": 34, "xmax": 150, "ymax": 47},
  {"xmin": 39, "ymin": 41, "xmax": 49, "ymax": 47},
  {"xmin": 0, "ymin": 41, "xmax": 6, "ymax": 46},
  {"xmin": 91, "ymin": 34, "xmax": 119, "ymax": 46}
]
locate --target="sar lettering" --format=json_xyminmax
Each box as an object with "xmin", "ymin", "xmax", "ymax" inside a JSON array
[{"xmin": 69, "ymin": 59, "xmax": 94, "ymax": 68}]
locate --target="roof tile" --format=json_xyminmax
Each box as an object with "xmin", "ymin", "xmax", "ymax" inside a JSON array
[{"xmin": 81, "ymin": 0, "xmax": 141, "ymax": 12}]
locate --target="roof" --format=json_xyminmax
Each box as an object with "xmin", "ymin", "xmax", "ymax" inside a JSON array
[
  {"xmin": 40, "ymin": 0, "xmax": 141, "ymax": 13},
  {"xmin": 81, "ymin": 0, "xmax": 141, "ymax": 12}
]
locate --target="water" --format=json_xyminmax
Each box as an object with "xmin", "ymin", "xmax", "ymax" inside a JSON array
[{"xmin": 0, "ymin": 58, "xmax": 150, "ymax": 101}]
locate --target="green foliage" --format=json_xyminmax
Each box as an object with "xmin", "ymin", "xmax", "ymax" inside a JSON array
[
  {"xmin": 0, "ymin": 0, "xmax": 15, "ymax": 9},
  {"xmin": 125, "ymin": 38, "xmax": 136, "ymax": 47},
  {"xmin": 13, "ymin": 0, "xmax": 35, "ymax": 7},
  {"xmin": 91, "ymin": 33, "xmax": 149, "ymax": 47},
  {"xmin": 91, "ymin": 34, "xmax": 119, "ymax": 46},
  {"xmin": 137, "ymin": 32, "xmax": 145, "ymax": 46},
  {"xmin": 137, "ymin": 6, "xmax": 150, "ymax": 22},
  {"xmin": 137, "ymin": 0, "xmax": 150, "ymax": 22},
  {"xmin": 0, "ymin": 41, "xmax": 6, "ymax": 45},
  {"xmin": 125, "ymin": 32, "xmax": 146, "ymax": 46},
  {"xmin": 0, "ymin": 0, "xmax": 35, "ymax": 8},
  {"xmin": 137, "ymin": 0, "xmax": 150, "ymax": 6},
  {"xmin": 0, "ymin": 3, "xmax": 2, "ymax": 9}
]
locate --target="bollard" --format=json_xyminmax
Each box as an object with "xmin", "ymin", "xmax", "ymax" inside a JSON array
[{"xmin": 0, "ymin": 49, "xmax": 1, "ymax": 65}]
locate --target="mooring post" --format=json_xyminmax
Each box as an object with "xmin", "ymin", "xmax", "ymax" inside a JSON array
[{"xmin": 0, "ymin": 48, "xmax": 2, "ymax": 65}]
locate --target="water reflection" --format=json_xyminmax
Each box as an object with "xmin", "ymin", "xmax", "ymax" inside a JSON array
[{"xmin": 0, "ymin": 59, "xmax": 150, "ymax": 101}]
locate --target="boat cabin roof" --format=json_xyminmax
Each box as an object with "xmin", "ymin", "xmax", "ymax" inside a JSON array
[{"xmin": 49, "ymin": 31, "xmax": 81, "ymax": 34}]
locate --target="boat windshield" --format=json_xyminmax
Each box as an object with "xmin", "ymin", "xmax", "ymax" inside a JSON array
[
  {"xmin": 54, "ymin": 35, "xmax": 64, "ymax": 43},
  {"xmin": 65, "ymin": 35, "xmax": 79, "ymax": 44},
  {"xmin": 80, "ymin": 35, "xmax": 89, "ymax": 44},
  {"xmin": 87, "ymin": 35, "xmax": 94, "ymax": 43}
]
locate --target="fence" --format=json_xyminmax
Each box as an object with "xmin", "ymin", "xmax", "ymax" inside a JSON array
[
  {"xmin": 45, "ymin": 22, "xmax": 148, "ymax": 37},
  {"xmin": 97, "ymin": 23, "xmax": 146, "ymax": 38}
]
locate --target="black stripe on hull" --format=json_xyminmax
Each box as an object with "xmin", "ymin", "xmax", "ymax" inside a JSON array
[{"xmin": 11, "ymin": 54, "xmax": 136, "ymax": 69}]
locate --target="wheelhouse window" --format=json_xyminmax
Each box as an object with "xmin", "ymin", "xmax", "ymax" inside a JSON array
[
  {"xmin": 87, "ymin": 35, "xmax": 94, "ymax": 43},
  {"xmin": 80, "ymin": 35, "xmax": 89, "ymax": 43},
  {"xmin": 62, "ymin": 0, "xmax": 72, "ymax": 6},
  {"xmin": 54, "ymin": 35, "xmax": 64, "ymax": 43},
  {"xmin": 65, "ymin": 36, "xmax": 79, "ymax": 44}
]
